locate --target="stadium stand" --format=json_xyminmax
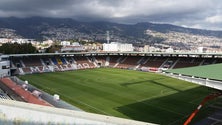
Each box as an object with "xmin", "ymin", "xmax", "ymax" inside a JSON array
[
  {"xmin": 173, "ymin": 57, "xmax": 201, "ymax": 69},
  {"xmin": 22, "ymin": 67, "xmax": 32, "ymax": 74},
  {"xmin": 195, "ymin": 100, "xmax": 222, "ymax": 125},
  {"xmin": 117, "ymin": 56, "xmax": 143, "ymax": 69},
  {"xmin": 65, "ymin": 56, "xmax": 75, "ymax": 63},
  {"xmin": 0, "ymin": 88, "xmax": 11, "ymax": 100},
  {"xmin": 64, "ymin": 56, "xmax": 76, "ymax": 69},
  {"xmin": 201, "ymin": 58, "xmax": 215, "ymax": 65},
  {"xmin": 161, "ymin": 57, "xmax": 178, "ymax": 69},
  {"xmin": 213, "ymin": 57, "xmax": 222, "ymax": 64},
  {"xmin": 108, "ymin": 55, "xmax": 120, "ymax": 67},
  {"xmin": 0, "ymin": 93, "xmax": 10, "ymax": 100},
  {"xmin": 140, "ymin": 56, "xmax": 167, "ymax": 68},
  {"xmin": 94, "ymin": 55, "xmax": 107, "ymax": 66},
  {"xmin": 2, "ymin": 52, "xmax": 222, "ymax": 125},
  {"xmin": 0, "ymin": 77, "xmax": 51, "ymax": 106},
  {"xmin": 11, "ymin": 57, "xmax": 23, "ymax": 68},
  {"xmin": 8, "ymin": 52, "xmax": 222, "ymax": 75},
  {"xmin": 74, "ymin": 56, "xmax": 95, "ymax": 69},
  {"xmin": 51, "ymin": 57, "xmax": 58, "ymax": 65},
  {"xmin": 22, "ymin": 56, "xmax": 43, "ymax": 67},
  {"xmin": 41, "ymin": 57, "xmax": 52, "ymax": 66},
  {"xmin": 60, "ymin": 57, "xmax": 67, "ymax": 64}
]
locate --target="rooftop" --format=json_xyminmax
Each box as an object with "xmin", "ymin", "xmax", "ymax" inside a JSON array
[{"xmin": 166, "ymin": 63, "xmax": 222, "ymax": 81}]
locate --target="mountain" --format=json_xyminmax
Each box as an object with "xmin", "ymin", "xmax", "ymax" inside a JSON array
[{"xmin": 0, "ymin": 17, "xmax": 222, "ymax": 44}]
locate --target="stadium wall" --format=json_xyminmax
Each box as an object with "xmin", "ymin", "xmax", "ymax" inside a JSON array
[
  {"xmin": 0, "ymin": 55, "xmax": 10, "ymax": 77},
  {"xmin": 163, "ymin": 72, "xmax": 222, "ymax": 90},
  {"xmin": 0, "ymin": 99, "xmax": 155, "ymax": 125}
]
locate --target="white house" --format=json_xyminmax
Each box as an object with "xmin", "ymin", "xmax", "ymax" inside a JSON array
[
  {"xmin": 61, "ymin": 42, "xmax": 85, "ymax": 52},
  {"xmin": 103, "ymin": 42, "xmax": 133, "ymax": 52},
  {"xmin": 60, "ymin": 41, "xmax": 71, "ymax": 46}
]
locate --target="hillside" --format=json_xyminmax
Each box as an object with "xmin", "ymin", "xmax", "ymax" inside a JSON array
[{"xmin": 0, "ymin": 17, "xmax": 222, "ymax": 45}]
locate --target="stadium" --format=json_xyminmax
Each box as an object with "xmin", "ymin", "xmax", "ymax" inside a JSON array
[{"xmin": 0, "ymin": 52, "xmax": 222, "ymax": 125}]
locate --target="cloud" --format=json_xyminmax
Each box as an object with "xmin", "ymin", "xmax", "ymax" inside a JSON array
[
  {"xmin": 0, "ymin": 0, "xmax": 221, "ymax": 30},
  {"xmin": 206, "ymin": 15, "xmax": 222, "ymax": 23}
]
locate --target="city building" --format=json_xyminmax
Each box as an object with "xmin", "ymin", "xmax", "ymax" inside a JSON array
[
  {"xmin": 103, "ymin": 42, "xmax": 133, "ymax": 52},
  {"xmin": 60, "ymin": 41, "xmax": 71, "ymax": 46},
  {"xmin": 61, "ymin": 42, "xmax": 85, "ymax": 52}
]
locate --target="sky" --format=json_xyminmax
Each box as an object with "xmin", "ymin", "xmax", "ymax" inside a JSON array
[{"xmin": 0, "ymin": 0, "xmax": 222, "ymax": 31}]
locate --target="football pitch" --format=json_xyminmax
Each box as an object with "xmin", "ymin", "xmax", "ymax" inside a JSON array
[{"xmin": 18, "ymin": 68, "xmax": 216, "ymax": 124}]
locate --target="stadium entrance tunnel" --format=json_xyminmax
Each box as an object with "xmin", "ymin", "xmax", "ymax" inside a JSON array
[{"xmin": 116, "ymin": 87, "xmax": 220, "ymax": 125}]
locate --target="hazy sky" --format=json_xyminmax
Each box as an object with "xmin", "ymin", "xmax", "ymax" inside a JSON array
[{"xmin": 0, "ymin": 0, "xmax": 222, "ymax": 30}]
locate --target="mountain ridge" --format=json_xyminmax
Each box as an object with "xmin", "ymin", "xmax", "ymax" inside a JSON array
[{"xmin": 0, "ymin": 17, "xmax": 221, "ymax": 44}]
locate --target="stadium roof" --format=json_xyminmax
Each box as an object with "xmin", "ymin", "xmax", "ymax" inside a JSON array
[{"xmin": 166, "ymin": 63, "xmax": 222, "ymax": 81}]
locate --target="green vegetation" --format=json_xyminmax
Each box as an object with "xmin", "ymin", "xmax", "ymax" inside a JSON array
[
  {"xmin": 19, "ymin": 68, "xmax": 218, "ymax": 124},
  {"xmin": 0, "ymin": 43, "xmax": 37, "ymax": 54},
  {"xmin": 167, "ymin": 63, "xmax": 222, "ymax": 81},
  {"xmin": 45, "ymin": 44, "xmax": 62, "ymax": 53}
]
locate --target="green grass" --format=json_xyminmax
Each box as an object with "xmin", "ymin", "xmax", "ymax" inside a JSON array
[{"xmin": 18, "ymin": 68, "xmax": 217, "ymax": 125}]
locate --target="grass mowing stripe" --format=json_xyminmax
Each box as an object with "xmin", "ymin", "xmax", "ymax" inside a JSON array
[{"xmin": 19, "ymin": 68, "xmax": 217, "ymax": 125}]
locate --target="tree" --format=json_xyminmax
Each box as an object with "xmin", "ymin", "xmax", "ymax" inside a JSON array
[
  {"xmin": 0, "ymin": 43, "xmax": 37, "ymax": 54},
  {"xmin": 45, "ymin": 44, "xmax": 62, "ymax": 53}
]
